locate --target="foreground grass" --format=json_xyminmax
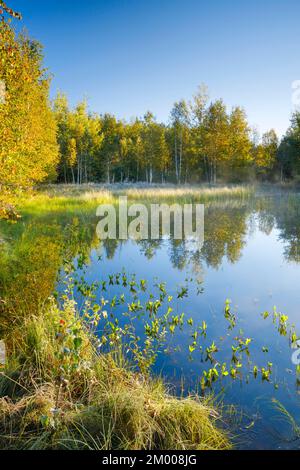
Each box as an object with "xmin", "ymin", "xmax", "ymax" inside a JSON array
[{"xmin": 0, "ymin": 298, "xmax": 231, "ymax": 450}]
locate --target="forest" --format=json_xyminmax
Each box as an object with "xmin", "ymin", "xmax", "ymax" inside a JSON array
[{"xmin": 1, "ymin": 5, "xmax": 300, "ymax": 218}]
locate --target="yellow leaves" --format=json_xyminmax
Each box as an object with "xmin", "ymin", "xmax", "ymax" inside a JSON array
[
  {"xmin": 0, "ymin": 22, "xmax": 58, "ymax": 195},
  {"xmin": 0, "ymin": 200, "xmax": 20, "ymax": 220},
  {"xmin": 67, "ymin": 138, "xmax": 77, "ymax": 167},
  {"xmin": 0, "ymin": 1, "xmax": 22, "ymax": 20}
]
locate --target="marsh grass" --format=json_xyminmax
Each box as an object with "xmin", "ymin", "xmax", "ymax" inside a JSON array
[
  {"xmin": 18, "ymin": 191, "xmax": 114, "ymax": 217},
  {"xmin": 118, "ymin": 185, "xmax": 255, "ymax": 203},
  {"xmin": 0, "ymin": 297, "xmax": 231, "ymax": 450},
  {"xmin": 3, "ymin": 184, "xmax": 254, "ymax": 222},
  {"xmin": 19, "ymin": 183, "xmax": 254, "ymax": 215}
]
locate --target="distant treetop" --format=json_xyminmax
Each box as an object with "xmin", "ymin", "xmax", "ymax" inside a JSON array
[{"xmin": 0, "ymin": 1, "xmax": 22, "ymax": 19}]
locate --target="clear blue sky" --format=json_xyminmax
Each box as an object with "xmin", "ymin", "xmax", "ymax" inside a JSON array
[{"xmin": 11, "ymin": 0, "xmax": 300, "ymax": 136}]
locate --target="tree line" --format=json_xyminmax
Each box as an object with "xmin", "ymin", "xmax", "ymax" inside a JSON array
[
  {"xmin": 52, "ymin": 88, "xmax": 300, "ymax": 185},
  {"xmin": 54, "ymin": 89, "xmax": 283, "ymax": 185},
  {"xmin": 1, "ymin": 12, "xmax": 300, "ymax": 201}
]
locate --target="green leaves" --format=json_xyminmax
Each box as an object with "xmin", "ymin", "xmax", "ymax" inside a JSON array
[
  {"xmin": 73, "ymin": 336, "xmax": 82, "ymax": 350},
  {"xmin": 177, "ymin": 286, "xmax": 188, "ymax": 299},
  {"xmin": 57, "ymin": 267, "xmax": 300, "ymax": 397},
  {"xmin": 224, "ymin": 299, "xmax": 236, "ymax": 330},
  {"xmin": 262, "ymin": 311, "xmax": 270, "ymax": 320}
]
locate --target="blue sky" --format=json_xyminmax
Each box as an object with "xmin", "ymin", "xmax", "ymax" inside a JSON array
[{"xmin": 11, "ymin": 0, "xmax": 300, "ymax": 136}]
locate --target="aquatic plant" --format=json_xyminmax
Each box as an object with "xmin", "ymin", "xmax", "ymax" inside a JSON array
[{"xmin": 0, "ymin": 292, "xmax": 230, "ymax": 450}]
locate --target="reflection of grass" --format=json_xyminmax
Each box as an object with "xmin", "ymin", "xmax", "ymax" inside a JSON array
[{"xmin": 0, "ymin": 297, "xmax": 231, "ymax": 450}]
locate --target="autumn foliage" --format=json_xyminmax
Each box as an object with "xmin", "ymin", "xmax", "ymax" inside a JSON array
[
  {"xmin": 0, "ymin": 1, "xmax": 21, "ymax": 19},
  {"xmin": 0, "ymin": 19, "xmax": 58, "ymax": 210}
]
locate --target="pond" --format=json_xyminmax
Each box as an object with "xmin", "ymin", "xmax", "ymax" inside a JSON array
[{"xmin": 1, "ymin": 190, "xmax": 300, "ymax": 449}]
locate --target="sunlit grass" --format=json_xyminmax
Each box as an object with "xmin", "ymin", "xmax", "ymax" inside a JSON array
[
  {"xmin": 17, "ymin": 190, "xmax": 114, "ymax": 217},
  {"xmin": 119, "ymin": 185, "xmax": 254, "ymax": 202},
  {"xmin": 17, "ymin": 183, "xmax": 255, "ymax": 216}
]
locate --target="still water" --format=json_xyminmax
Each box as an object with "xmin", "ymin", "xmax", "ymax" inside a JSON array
[{"xmin": 1, "ymin": 192, "xmax": 300, "ymax": 449}]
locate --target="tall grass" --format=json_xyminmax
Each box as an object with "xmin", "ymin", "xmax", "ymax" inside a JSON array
[
  {"xmin": 16, "ymin": 183, "xmax": 255, "ymax": 217},
  {"xmin": 18, "ymin": 190, "xmax": 114, "ymax": 217},
  {"xmin": 119, "ymin": 185, "xmax": 254, "ymax": 203},
  {"xmin": 0, "ymin": 297, "xmax": 231, "ymax": 450},
  {"xmin": 40, "ymin": 183, "xmax": 254, "ymax": 199}
]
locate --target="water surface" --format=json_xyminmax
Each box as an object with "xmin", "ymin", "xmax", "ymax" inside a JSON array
[{"xmin": 1, "ymin": 191, "xmax": 300, "ymax": 449}]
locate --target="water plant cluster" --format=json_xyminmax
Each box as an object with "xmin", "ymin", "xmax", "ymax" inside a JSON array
[
  {"xmin": 0, "ymin": 272, "xmax": 231, "ymax": 450},
  {"xmin": 67, "ymin": 263, "xmax": 300, "ymax": 397}
]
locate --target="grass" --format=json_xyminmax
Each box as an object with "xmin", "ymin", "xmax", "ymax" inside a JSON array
[
  {"xmin": 0, "ymin": 296, "xmax": 231, "ymax": 450},
  {"xmin": 117, "ymin": 184, "xmax": 255, "ymax": 202},
  {"xmin": 271, "ymin": 399, "xmax": 300, "ymax": 440},
  {"xmin": 10, "ymin": 183, "xmax": 255, "ymax": 218},
  {"xmin": 43, "ymin": 183, "xmax": 254, "ymax": 199},
  {"xmin": 17, "ymin": 190, "xmax": 114, "ymax": 217}
]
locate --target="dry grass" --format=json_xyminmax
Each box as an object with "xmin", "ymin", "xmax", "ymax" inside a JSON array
[
  {"xmin": 15, "ymin": 183, "xmax": 254, "ymax": 216},
  {"xmin": 39, "ymin": 183, "xmax": 254, "ymax": 200},
  {"xmin": 119, "ymin": 185, "xmax": 254, "ymax": 202},
  {"xmin": 0, "ymin": 298, "xmax": 231, "ymax": 450}
]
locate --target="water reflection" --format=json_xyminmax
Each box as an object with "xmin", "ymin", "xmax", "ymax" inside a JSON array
[
  {"xmin": 1, "ymin": 193, "xmax": 300, "ymax": 449},
  {"xmin": 1, "ymin": 194, "xmax": 300, "ymax": 320}
]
